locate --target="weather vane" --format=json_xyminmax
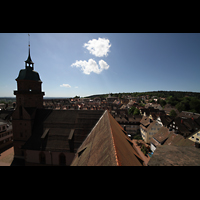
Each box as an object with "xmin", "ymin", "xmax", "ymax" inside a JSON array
[{"xmin": 28, "ymin": 33, "xmax": 30, "ymax": 47}]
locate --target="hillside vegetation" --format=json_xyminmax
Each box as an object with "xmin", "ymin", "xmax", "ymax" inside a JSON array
[{"xmin": 86, "ymin": 91, "xmax": 200, "ymax": 113}]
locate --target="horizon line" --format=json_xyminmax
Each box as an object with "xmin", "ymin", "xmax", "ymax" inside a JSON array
[{"xmin": 1, "ymin": 90, "xmax": 200, "ymax": 99}]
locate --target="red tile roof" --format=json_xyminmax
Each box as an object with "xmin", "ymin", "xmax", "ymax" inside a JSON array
[{"xmin": 71, "ymin": 110, "xmax": 144, "ymax": 166}]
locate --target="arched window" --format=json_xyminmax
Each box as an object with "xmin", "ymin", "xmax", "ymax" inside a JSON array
[
  {"xmin": 59, "ymin": 153, "xmax": 66, "ymax": 166},
  {"xmin": 39, "ymin": 152, "xmax": 46, "ymax": 164}
]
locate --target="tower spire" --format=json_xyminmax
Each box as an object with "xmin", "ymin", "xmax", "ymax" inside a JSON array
[
  {"xmin": 28, "ymin": 33, "xmax": 30, "ymax": 48},
  {"xmin": 25, "ymin": 33, "xmax": 34, "ymax": 70}
]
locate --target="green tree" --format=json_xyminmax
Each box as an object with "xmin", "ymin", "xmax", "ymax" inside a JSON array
[
  {"xmin": 150, "ymin": 99, "xmax": 155, "ymax": 103},
  {"xmin": 181, "ymin": 97, "xmax": 190, "ymax": 110},
  {"xmin": 128, "ymin": 106, "xmax": 136, "ymax": 115},
  {"xmin": 189, "ymin": 98, "xmax": 200, "ymax": 113},
  {"xmin": 133, "ymin": 108, "xmax": 140, "ymax": 115},
  {"xmin": 176, "ymin": 102, "xmax": 186, "ymax": 112},
  {"xmin": 141, "ymin": 145, "xmax": 147, "ymax": 155},
  {"xmin": 166, "ymin": 96, "xmax": 178, "ymax": 106},
  {"xmin": 139, "ymin": 103, "xmax": 145, "ymax": 107},
  {"xmin": 169, "ymin": 109, "xmax": 177, "ymax": 117},
  {"xmin": 160, "ymin": 99, "xmax": 166, "ymax": 107}
]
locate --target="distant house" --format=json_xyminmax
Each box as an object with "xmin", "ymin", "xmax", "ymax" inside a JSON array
[
  {"xmin": 140, "ymin": 107, "xmax": 165, "ymax": 117},
  {"xmin": 120, "ymin": 104, "xmax": 128, "ymax": 109},
  {"xmin": 168, "ymin": 117, "xmax": 200, "ymax": 139},
  {"xmin": 188, "ymin": 130, "xmax": 200, "ymax": 144},
  {"xmin": 150, "ymin": 126, "xmax": 170, "ymax": 152},
  {"xmin": 148, "ymin": 121, "xmax": 200, "ymax": 166},
  {"xmin": 106, "ymin": 97, "xmax": 118, "ymax": 103},
  {"xmin": 149, "ymin": 115, "xmax": 174, "ymax": 152},
  {"xmin": 112, "ymin": 112, "xmax": 141, "ymax": 138},
  {"xmin": 163, "ymin": 104, "xmax": 179, "ymax": 116},
  {"xmin": 145, "ymin": 103, "xmax": 163, "ymax": 110},
  {"xmin": 120, "ymin": 98, "xmax": 129, "ymax": 105},
  {"xmin": 187, "ymin": 117, "xmax": 200, "ymax": 144},
  {"xmin": 0, "ymin": 103, "xmax": 5, "ymax": 110},
  {"xmin": 127, "ymin": 100, "xmax": 135, "ymax": 109},
  {"xmin": 150, "ymin": 125, "xmax": 196, "ymax": 153},
  {"xmin": 0, "ymin": 121, "xmax": 13, "ymax": 150},
  {"xmin": 177, "ymin": 111, "xmax": 200, "ymax": 119},
  {"xmin": 163, "ymin": 131, "xmax": 194, "ymax": 147},
  {"xmin": 156, "ymin": 115, "xmax": 173, "ymax": 127},
  {"xmin": 140, "ymin": 116, "xmax": 162, "ymax": 143}
]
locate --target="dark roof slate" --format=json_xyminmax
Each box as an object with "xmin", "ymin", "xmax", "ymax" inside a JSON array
[
  {"xmin": 16, "ymin": 68, "xmax": 42, "ymax": 82},
  {"xmin": 159, "ymin": 115, "xmax": 173, "ymax": 127},
  {"xmin": 22, "ymin": 109, "xmax": 104, "ymax": 152}
]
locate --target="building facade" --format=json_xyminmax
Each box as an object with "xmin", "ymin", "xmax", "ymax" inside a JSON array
[
  {"xmin": 140, "ymin": 116, "xmax": 162, "ymax": 143},
  {"xmin": 188, "ymin": 130, "xmax": 200, "ymax": 143},
  {"xmin": 0, "ymin": 122, "xmax": 13, "ymax": 150}
]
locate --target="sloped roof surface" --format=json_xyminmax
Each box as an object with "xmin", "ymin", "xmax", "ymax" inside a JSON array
[
  {"xmin": 152, "ymin": 126, "xmax": 170, "ymax": 144},
  {"xmin": 16, "ymin": 68, "xmax": 41, "ymax": 82},
  {"xmin": 172, "ymin": 117, "xmax": 200, "ymax": 137},
  {"xmin": 163, "ymin": 132, "xmax": 194, "ymax": 147},
  {"xmin": 108, "ymin": 111, "xmax": 144, "ymax": 166},
  {"xmin": 140, "ymin": 116, "xmax": 156, "ymax": 131},
  {"xmin": 71, "ymin": 111, "xmax": 117, "ymax": 166},
  {"xmin": 71, "ymin": 110, "xmax": 144, "ymax": 166},
  {"xmin": 148, "ymin": 145, "xmax": 200, "ymax": 166},
  {"xmin": 159, "ymin": 115, "xmax": 173, "ymax": 126},
  {"xmin": 22, "ymin": 109, "xmax": 104, "ymax": 152}
]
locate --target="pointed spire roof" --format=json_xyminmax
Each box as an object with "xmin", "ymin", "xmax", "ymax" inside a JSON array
[
  {"xmin": 25, "ymin": 47, "xmax": 34, "ymax": 64},
  {"xmin": 16, "ymin": 34, "xmax": 41, "ymax": 82}
]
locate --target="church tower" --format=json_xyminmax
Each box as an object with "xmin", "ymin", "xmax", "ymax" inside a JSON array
[{"xmin": 12, "ymin": 36, "xmax": 45, "ymax": 159}]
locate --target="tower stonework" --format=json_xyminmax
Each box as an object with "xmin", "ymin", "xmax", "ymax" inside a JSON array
[{"xmin": 12, "ymin": 46, "xmax": 45, "ymax": 160}]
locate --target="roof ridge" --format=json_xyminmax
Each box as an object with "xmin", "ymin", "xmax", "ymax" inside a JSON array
[
  {"xmin": 76, "ymin": 110, "xmax": 108, "ymax": 165},
  {"xmin": 107, "ymin": 111, "xmax": 144, "ymax": 166},
  {"xmin": 106, "ymin": 110, "xmax": 120, "ymax": 166}
]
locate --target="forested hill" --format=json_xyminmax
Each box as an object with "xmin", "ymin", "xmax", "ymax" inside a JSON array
[{"xmin": 85, "ymin": 91, "xmax": 200, "ymax": 99}]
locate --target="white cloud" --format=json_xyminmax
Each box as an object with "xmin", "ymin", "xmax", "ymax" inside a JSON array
[
  {"xmin": 75, "ymin": 86, "xmax": 78, "ymax": 88},
  {"xmin": 99, "ymin": 59, "xmax": 109, "ymax": 70},
  {"xmin": 71, "ymin": 59, "xmax": 109, "ymax": 75},
  {"xmin": 83, "ymin": 38, "xmax": 111, "ymax": 57},
  {"xmin": 60, "ymin": 84, "xmax": 71, "ymax": 88}
]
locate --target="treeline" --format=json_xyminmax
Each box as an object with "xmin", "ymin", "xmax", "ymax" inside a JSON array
[
  {"xmin": 0, "ymin": 98, "xmax": 16, "ymax": 104},
  {"xmin": 166, "ymin": 96, "xmax": 200, "ymax": 114},
  {"xmin": 123, "ymin": 91, "xmax": 200, "ymax": 99},
  {"xmin": 86, "ymin": 91, "xmax": 200, "ymax": 100}
]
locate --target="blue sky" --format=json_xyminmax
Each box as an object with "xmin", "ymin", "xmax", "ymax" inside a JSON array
[{"xmin": 0, "ymin": 33, "xmax": 200, "ymax": 97}]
